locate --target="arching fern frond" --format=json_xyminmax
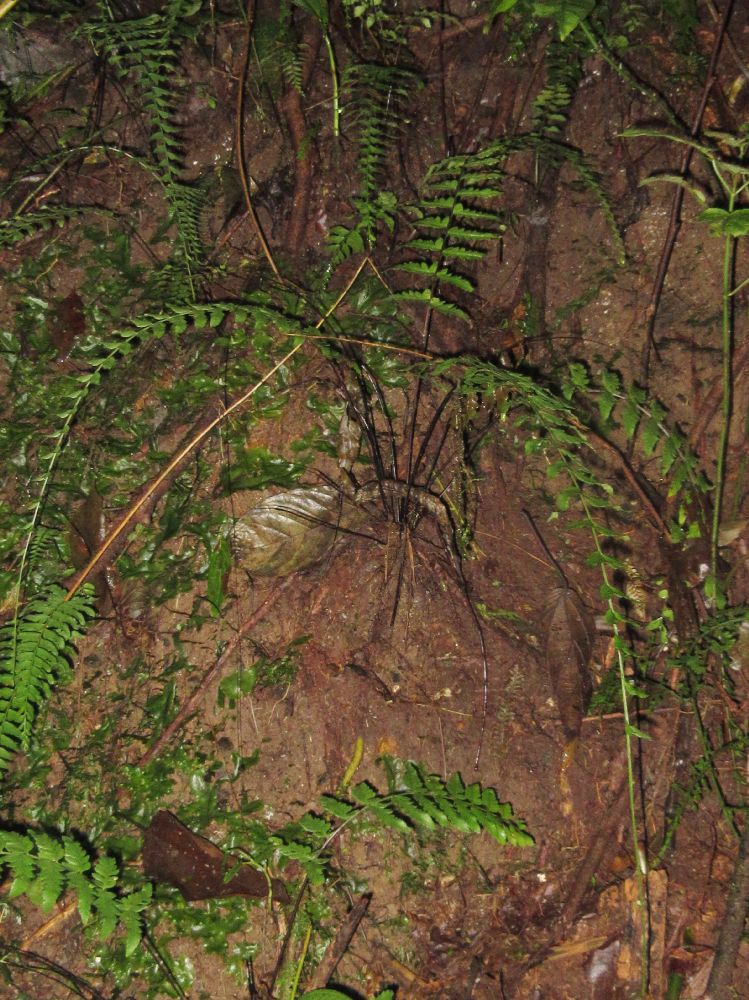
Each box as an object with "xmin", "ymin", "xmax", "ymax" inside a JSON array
[
  {"xmin": 0, "ymin": 584, "xmax": 96, "ymax": 772},
  {"xmin": 0, "ymin": 205, "xmax": 83, "ymax": 249}
]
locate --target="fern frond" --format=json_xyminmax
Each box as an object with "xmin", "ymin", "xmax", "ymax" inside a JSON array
[
  {"xmin": 79, "ymin": 0, "xmax": 204, "ymax": 282},
  {"xmin": 532, "ymin": 36, "xmax": 584, "ymax": 135},
  {"xmin": 0, "ymin": 206, "xmax": 83, "ymax": 248},
  {"xmin": 325, "ymin": 62, "xmax": 415, "ymax": 267},
  {"xmin": 0, "ymin": 584, "xmax": 96, "ymax": 771},
  {"xmin": 0, "ymin": 829, "xmax": 151, "ymax": 954},
  {"xmin": 328, "ymin": 758, "xmax": 533, "ymax": 846},
  {"xmin": 394, "ymin": 146, "xmax": 507, "ymax": 322}
]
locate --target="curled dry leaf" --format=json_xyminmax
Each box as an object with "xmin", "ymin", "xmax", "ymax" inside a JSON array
[
  {"xmin": 231, "ymin": 485, "xmax": 365, "ymax": 577},
  {"xmin": 544, "ymin": 585, "xmax": 595, "ymax": 741}
]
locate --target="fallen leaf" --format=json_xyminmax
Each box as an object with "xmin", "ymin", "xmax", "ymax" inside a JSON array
[
  {"xmin": 142, "ymin": 810, "xmax": 288, "ymax": 903},
  {"xmin": 231, "ymin": 485, "xmax": 364, "ymax": 576},
  {"xmin": 544, "ymin": 586, "xmax": 594, "ymax": 740}
]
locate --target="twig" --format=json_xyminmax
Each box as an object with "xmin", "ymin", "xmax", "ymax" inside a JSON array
[
  {"xmin": 305, "ymin": 893, "xmax": 372, "ymax": 990},
  {"xmin": 557, "ymin": 751, "xmax": 630, "ymax": 930},
  {"xmin": 689, "ymin": 334, "xmax": 749, "ymax": 451},
  {"xmin": 705, "ymin": 0, "xmax": 749, "ymax": 85},
  {"xmin": 638, "ymin": 0, "xmax": 735, "ymax": 383},
  {"xmin": 701, "ymin": 813, "xmax": 749, "ymax": 1000},
  {"xmin": 137, "ymin": 580, "xmax": 292, "ymax": 767},
  {"xmin": 64, "ymin": 344, "xmax": 303, "ymax": 601}
]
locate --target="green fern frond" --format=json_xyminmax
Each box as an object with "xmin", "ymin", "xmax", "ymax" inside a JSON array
[
  {"xmin": 532, "ymin": 36, "xmax": 584, "ymax": 135},
  {"xmin": 344, "ymin": 63, "xmax": 416, "ymax": 202},
  {"xmin": 0, "ymin": 585, "xmax": 96, "ymax": 771},
  {"xmin": 0, "ymin": 829, "xmax": 151, "ymax": 954},
  {"xmin": 330, "ymin": 758, "xmax": 533, "ymax": 846},
  {"xmin": 325, "ymin": 62, "xmax": 416, "ymax": 266},
  {"xmin": 564, "ymin": 366, "xmax": 709, "ymax": 511},
  {"xmin": 79, "ymin": 0, "xmax": 204, "ymax": 283},
  {"xmin": 394, "ymin": 146, "xmax": 507, "ymax": 321},
  {"xmin": 0, "ymin": 206, "xmax": 83, "ymax": 248}
]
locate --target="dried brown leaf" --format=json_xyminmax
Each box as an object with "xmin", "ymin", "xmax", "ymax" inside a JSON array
[
  {"xmin": 142, "ymin": 811, "xmax": 288, "ymax": 902},
  {"xmin": 544, "ymin": 585, "xmax": 594, "ymax": 741}
]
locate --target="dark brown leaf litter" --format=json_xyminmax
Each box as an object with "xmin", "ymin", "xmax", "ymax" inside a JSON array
[{"xmin": 143, "ymin": 810, "xmax": 289, "ymax": 903}]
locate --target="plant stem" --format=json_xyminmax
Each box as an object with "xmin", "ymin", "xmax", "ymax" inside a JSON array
[
  {"xmin": 711, "ymin": 226, "xmax": 735, "ymax": 574},
  {"xmin": 323, "ymin": 32, "xmax": 340, "ymax": 139}
]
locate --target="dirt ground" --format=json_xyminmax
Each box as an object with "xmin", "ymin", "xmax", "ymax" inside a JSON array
[{"xmin": 1, "ymin": 1, "xmax": 749, "ymax": 998}]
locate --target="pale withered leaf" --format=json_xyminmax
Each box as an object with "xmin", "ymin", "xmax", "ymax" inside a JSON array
[
  {"xmin": 231, "ymin": 485, "xmax": 364, "ymax": 577},
  {"xmin": 544, "ymin": 585, "xmax": 595, "ymax": 741}
]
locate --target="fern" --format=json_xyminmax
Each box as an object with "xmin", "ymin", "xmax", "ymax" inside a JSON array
[
  {"xmin": 272, "ymin": 757, "xmax": 532, "ymax": 884},
  {"xmin": 394, "ymin": 145, "xmax": 508, "ymax": 321},
  {"xmin": 0, "ymin": 585, "xmax": 96, "ymax": 771},
  {"xmin": 0, "ymin": 828, "xmax": 151, "ymax": 956},
  {"xmin": 563, "ymin": 364, "xmax": 709, "ymax": 516},
  {"xmin": 532, "ymin": 35, "xmax": 585, "ymax": 135},
  {"xmin": 0, "ymin": 206, "xmax": 83, "ymax": 248},
  {"xmin": 80, "ymin": 0, "xmax": 204, "ymax": 291}
]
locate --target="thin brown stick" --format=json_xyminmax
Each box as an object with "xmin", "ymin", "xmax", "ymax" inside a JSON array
[
  {"xmin": 705, "ymin": 0, "xmax": 749, "ymax": 85},
  {"xmin": 137, "ymin": 580, "xmax": 292, "ymax": 767},
  {"xmin": 64, "ymin": 343, "xmax": 303, "ymax": 601},
  {"xmin": 305, "ymin": 893, "xmax": 372, "ymax": 990},
  {"xmin": 689, "ymin": 335, "xmax": 749, "ymax": 451},
  {"xmin": 701, "ymin": 813, "xmax": 749, "ymax": 1000},
  {"xmin": 639, "ymin": 0, "xmax": 735, "ymax": 382},
  {"xmin": 236, "ymin": 0, "xmax": 280, "ymax": 278},
  {"xmin": 557, "ymin": 751, "xmax": 630, "ymax": 930}
]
